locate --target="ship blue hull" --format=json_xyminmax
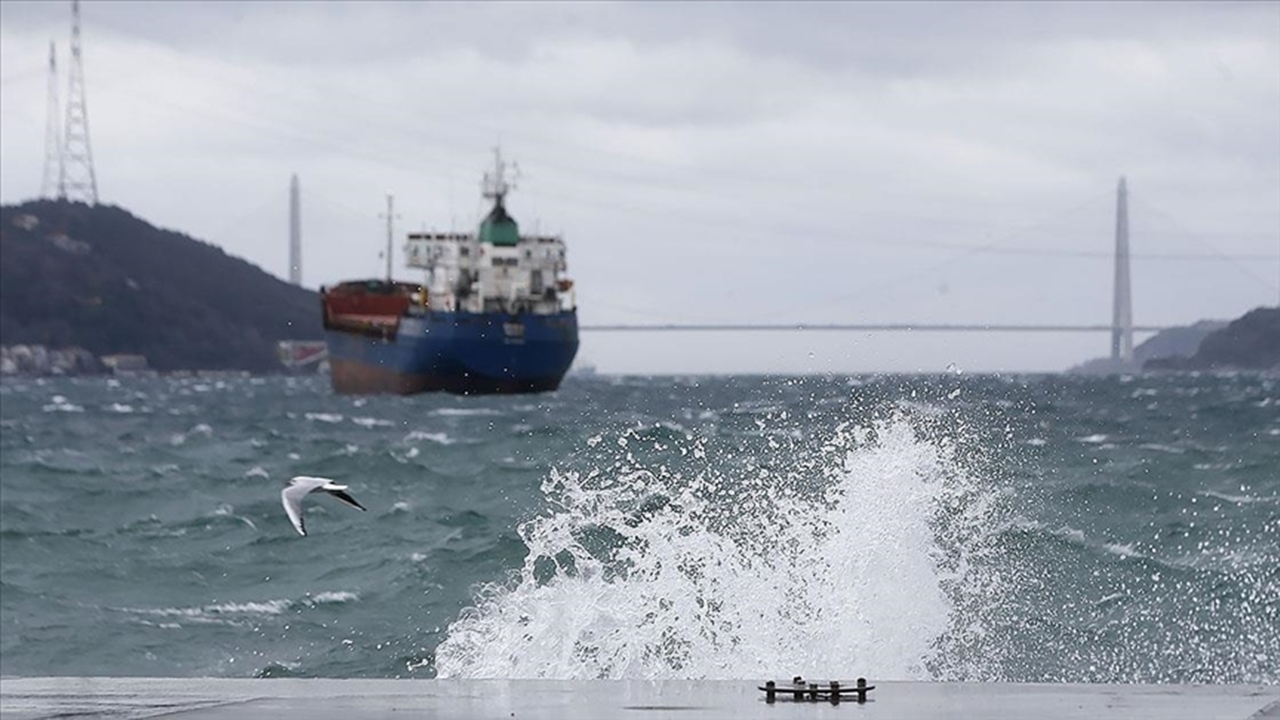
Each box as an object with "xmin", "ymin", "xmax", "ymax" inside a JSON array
[{"xmin": 325, "ymin": 310, "xmax": 579, "ymax": 395}]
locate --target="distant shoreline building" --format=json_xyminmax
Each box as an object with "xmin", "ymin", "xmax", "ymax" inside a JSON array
[{"xmin": 99, "ymin": 353, "xmax": 149, "ymax": 375}]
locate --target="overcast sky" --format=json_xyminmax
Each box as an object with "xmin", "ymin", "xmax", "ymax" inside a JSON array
[{"xmin": 2, "ymin": 1, "xmax": 1277, "ymax": 374}]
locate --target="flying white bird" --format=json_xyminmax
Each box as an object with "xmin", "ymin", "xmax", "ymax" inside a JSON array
[{"xmin": 281, "ymin": 476, "xmax": 367, "ymax": 536}]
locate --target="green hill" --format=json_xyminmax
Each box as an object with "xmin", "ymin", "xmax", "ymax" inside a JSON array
[{"xmin": 0, "ymin": 200, "xmax": 322, "ymax": 372}]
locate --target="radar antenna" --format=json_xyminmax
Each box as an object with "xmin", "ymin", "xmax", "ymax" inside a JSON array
[{"xmin": 481, "ymin": 147, "xmax": 518, "ymax": 203}]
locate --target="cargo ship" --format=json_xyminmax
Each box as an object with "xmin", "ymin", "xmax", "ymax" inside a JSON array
[{"xmin": 320, "ymin": 151, "xmax": 579, "ymax": 395}]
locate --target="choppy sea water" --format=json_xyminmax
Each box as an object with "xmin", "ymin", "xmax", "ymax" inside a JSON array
[{"xmin": 0, "ymin": 372, "xmax": 1276, "ymax": 683}]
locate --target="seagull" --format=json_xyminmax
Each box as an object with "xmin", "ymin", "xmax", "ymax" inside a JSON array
[{"xmin": 281, "ymin": 475, "xmax": 367, "ymax": 537}]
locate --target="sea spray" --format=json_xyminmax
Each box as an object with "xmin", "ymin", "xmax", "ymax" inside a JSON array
[{"xmin": 434, "ymin": 408, "xmax": 1004, "ymax": 679}]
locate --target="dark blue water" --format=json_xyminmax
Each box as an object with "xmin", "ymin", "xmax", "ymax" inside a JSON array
[{"xmin": 1, "ymin": 372, "xmax": 1276, "ymax": 682}]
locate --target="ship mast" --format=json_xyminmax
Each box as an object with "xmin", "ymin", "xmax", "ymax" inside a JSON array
[{"xmin": 481, "ymin": 146, "xmax": 519, "ymax": 206}]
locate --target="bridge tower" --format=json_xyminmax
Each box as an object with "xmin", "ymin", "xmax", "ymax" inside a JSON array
[
  {"xmin": 289, "ymin": 174, "xmax": 302, "ymax": 285},
  {"xmin": 379, "ymin": 194, "xmax": 399, "ymax": 282},
  {"xmin": 1111, "ymin": 176, "xmax": 1133, "ymax": 363}
]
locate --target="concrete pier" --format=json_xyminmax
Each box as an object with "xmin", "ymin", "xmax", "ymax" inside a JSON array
[{"xmin": 2, "ymin": 677, "xmax": 1277, "ymax": 720}]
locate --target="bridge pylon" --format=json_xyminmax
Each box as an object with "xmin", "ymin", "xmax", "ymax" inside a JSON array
[{"xmin": 1111, "ymin": 176, "xmax": 1133, "ymax": 363}]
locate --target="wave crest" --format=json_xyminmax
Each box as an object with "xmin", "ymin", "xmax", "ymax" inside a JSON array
[{"xmin": 435, "ymin": 412, "xmax": 1001, "ymax": 680}]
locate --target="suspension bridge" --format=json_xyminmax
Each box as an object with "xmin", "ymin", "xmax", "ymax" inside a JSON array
[{"xmin": 578, "ymin": 177, "xmax": 1153, "ymax": 366}]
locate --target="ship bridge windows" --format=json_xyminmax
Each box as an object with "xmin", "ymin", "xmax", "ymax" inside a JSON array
[{"xmin": 491, "ymin": 257, "xmax": 518, "ymax": 267}]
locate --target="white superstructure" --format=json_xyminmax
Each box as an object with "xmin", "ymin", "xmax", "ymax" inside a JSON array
[{"xmin": 403, "ymin": 150, "xmax": 575, "ymax": 315}]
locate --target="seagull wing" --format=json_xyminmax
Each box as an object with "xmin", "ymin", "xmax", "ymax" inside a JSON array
[
  {"xmin": 281, "ymin": 476, "xmax": 331, "ymax": 537},
  {"xmin": 325, "ymin": 487, "xmax": 368, "ymax": 512},
  {"xmin": 281, "ymin": 485, "xmax": 308, "ymax": 536}
]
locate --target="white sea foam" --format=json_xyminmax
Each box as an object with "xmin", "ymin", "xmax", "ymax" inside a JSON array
[
  {"xmin": 431, "ymin": 408, "xmax": 501, "ymax": 417},
  {"xmin": 213, "ymin": 503, "xmax": 258, "ymax": 529},
  {"xmin": 122, "ymin": 599, "xmax": 292, "ymax": 623},
  {"xmin": 306, "ymin": 412, "xmax": 344, "ymax": 424},
  {"xmin": 42, "ymin": 395, "xmax": 84, "ymax": 413},
  {"xmin": 1104, "ymin": 542, "xmax": 1140, "ymax": 559},
  {"xmin": 308, "ymin": 591, "xmax": 360, "ymax": 605},
  {"xmin": 391, "ymin": 447, "xmax": 422, "ymax": 464},
  {"xmin": 204, "ymin": 601, "xmax": 288, "ymax": 615},
  {"xmin": 1052, "ymin": 526, "xmax": 1087, "ymax": 544},
  {"xmin": 1093, "ymin": 592, "xmax": 1128, "ymax": 607},
  {"xmin": 404, "ymin": 431, "xmax": 454, "ymax": 445},
  {"xmin": 169, "ymin": 426, "xmax": 209, "ymax": 446},
  {"xmin": 352, "ymin": 416, "xmax": 394, "ymax": 428},
  {"xmin": 118, "ymin": 591, "xmax": 359, "ymax": 626},
  {"xmin": 1198, "ymin": 489, "xmax": 1276, "ymax": 505},
  {"xmin": 435, "ymin": 413, "xmax": 1000, "ymax": 681}
]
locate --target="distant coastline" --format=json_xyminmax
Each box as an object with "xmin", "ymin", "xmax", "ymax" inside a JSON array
[
  {"xmin": 1067, "ymin": 308, "xmax": 1278, "ymax": 375},
  {"xmin": 0, "ymin": 343, "xmax": 258, "ymax": 378},
  {"xmin": 1143, "ymin": 306, "xmax": 1279, "ymax": 372}
]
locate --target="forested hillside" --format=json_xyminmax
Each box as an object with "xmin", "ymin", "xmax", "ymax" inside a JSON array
[{"xmin": 0, "ymin": 200, "xmax": 322, "ymax": 372}]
